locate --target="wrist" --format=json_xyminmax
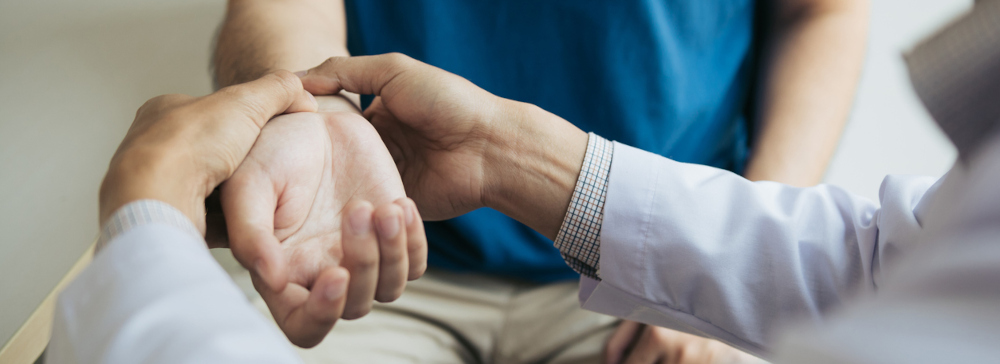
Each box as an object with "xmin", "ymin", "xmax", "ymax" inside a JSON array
[
  {"xmin": 315, "ymin": 93, "xmax": 362, "ymax": 114},
  {"xmin": 99, "ymin": 149, "xmax": 207, "ymax": 233},
  {"xmin": 481, "ymin": 101, "xmax": 588, "ymax": 239}
]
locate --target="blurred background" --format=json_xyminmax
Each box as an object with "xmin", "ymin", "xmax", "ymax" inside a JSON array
[{"xmin": 0, "ymin": 0, "xmax": 970, "ymax": 358}]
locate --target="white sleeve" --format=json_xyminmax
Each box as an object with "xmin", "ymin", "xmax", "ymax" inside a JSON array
[
  {"xmin": 47, "ymin": 219, "xmax": 301, "ymax": 363},
  {"xmin": 578, "ymin": 142, "xmax": 942, "ymax": 356}
]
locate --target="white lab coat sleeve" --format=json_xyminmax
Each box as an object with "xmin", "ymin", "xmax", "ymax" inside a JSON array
[
  {"xmin": 47, "ymin": 223, "xmax": 302, "ymax": 364},
  {"xmin": 578, "ymin": 142, "xmax": 939, "ymax": 356},
  {"xmin": 775, "ymin": 135, "xmax": 1000, "ymax": 363}
]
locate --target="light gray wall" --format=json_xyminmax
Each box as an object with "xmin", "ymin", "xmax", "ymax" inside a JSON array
[
  {"xmin": 0, "ymin": 0, "xmax": 972, "ymax": 348},
  {"xmin": 824, "ymin": 0, "xmax": 968, "ymax": 200},
  {"xmin": 0, "ymin": 0, "xmax": 225, "ymax": 346}
]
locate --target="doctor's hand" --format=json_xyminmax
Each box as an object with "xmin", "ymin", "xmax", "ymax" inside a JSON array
[
  {"xmin": 604, "ymin": 321, "xmax": 765, "ymax": 364},
  {"xmin": 99, "ymin": 71, "xmax": 316, "ymax": 233},
  {"xmin": 221, "ymin": 107, "xmax": 427, "ymax": 348},
  {"xmin": 299, "ymin": 54, "xmax": 589, "ymax": 239}
]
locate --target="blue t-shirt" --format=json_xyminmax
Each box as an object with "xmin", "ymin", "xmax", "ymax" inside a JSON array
[{"xmin": 345, "ymin": 0, "xmax": 756, "ymax": 282}]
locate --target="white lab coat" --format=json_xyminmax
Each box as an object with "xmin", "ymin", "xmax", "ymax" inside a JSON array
[
  {"xmin": 580, "ymin": 135, "xmax": 1000, "ymax": 362},
  {"xmin": 47, "ymin": 224, "xmax": 302, "ymax": 364}
]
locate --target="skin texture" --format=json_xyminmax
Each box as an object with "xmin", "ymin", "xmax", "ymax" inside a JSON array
[
  {"xmin": 215, "ymin": 0, "xmax": 428, "ymax": 346},
  {"xmin": 100, "ymin": 71, "xmax": 428, "ymax": 349},
  {"xmin": 99, "ymin": 72, "xmax": 347, "ymax": 347},
  {"xmin": 99, "ymin": 72, "xmax": 317, "ymax": 229},
  {"xmin": 221, "ymin": 111, "xmax": 427, "ymax": 347},
  {"xmin": 300, "ymin": 55, "xmax": 588, "ymax": 239},
  {"xmin": 217, "ymin": 0, "xmax": 866, "ymax": 360},
  {"xmin": 743, "ymin": 0, "xmax": 869, "ymax": 186}
]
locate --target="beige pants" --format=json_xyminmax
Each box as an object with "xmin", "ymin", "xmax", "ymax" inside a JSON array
[{"xmin": 239, "ymin": 267, "xmax": 619, "ymax": 364}]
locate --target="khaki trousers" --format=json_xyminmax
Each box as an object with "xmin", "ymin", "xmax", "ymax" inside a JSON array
[{"xmin": 240, "ymin": 267, "xmax": 620, "ymax": 364}]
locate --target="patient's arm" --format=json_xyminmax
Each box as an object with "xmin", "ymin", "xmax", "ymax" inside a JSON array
[
  {"xmin": 743, "ymin": 0, "xmax": 869, "ymax": 186},
  {"xmin": 213, "ymin": 0, "xmax": 427, "ymax": 347},
  {"xmin": 214, "ymin": 0, "xmax": 357, "ymax": 112}
]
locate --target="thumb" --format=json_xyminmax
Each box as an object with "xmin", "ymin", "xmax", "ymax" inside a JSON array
[
  {"xmin": 298, "ymin": 54, "xmax": 420, "ymax": 98},
  {"xmin": 221, "ymin": 168, "xmax": 288, "ymax": 292},
  {"xmin": 207, "ymin": 71, "xmax": 318, "ymax": 129}
]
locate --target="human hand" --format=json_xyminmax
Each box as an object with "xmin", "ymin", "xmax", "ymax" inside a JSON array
[
  {"xmin": 298, "ymin": 55, "xmax": 589, "ymax": 238},
  {"xmin": 604, "ymin": 321, "xmax": 765, "ymax": 364},
  {"xmin": 99, "ymin": 71, "xmax": 316, "ymax": 231},
  {"xmin": 298, "ymin": 54, "xmax": 504, "ymax": 221},
  {"xmin": 221, "ymin": 109, "xmax": 427, "ymax": 348}
]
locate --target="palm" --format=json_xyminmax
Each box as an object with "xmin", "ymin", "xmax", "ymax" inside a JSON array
[{"xmin": 222, "ymin": 111, "xmax": 405, "ymax": 343}]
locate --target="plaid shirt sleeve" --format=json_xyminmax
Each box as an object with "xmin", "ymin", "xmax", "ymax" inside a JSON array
[
  {"xmin": 96, "ymin": 199, "xmax": 202, "ymax": 253},
  {"xmin": 553, "ymin": 133, "xmax": 614, "ymax": 280}
]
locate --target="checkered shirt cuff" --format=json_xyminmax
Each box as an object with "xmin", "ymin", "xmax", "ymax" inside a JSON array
[
  {"xmin": 97, "ymin": 199, "xmax": 202, "ymax": 254},
  {"xmin": 553, "ymin": 133, "xmax": 613, "ymax": 280}
]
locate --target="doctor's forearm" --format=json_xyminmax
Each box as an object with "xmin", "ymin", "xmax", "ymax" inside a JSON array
[
  {"xmin": 482, "ymin": 102, "xmax": 590, "ymax": 240},
  {"xmin": 743, "ymin": 0, "xmax": 868, "ymax": 186}
]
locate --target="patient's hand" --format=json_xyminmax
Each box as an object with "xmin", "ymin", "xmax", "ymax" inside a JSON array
[
  {"xmin": 221, "ymin": 110, "xmax": 427, "ymax": 347},
  {"xmin": 604, "ymin": 321, "xmax": 765, "ymax": 364}
]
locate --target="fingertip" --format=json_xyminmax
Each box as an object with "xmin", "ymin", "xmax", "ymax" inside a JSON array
[
  {"xmin": 374, "ymin": 203, "xmax": 404, "ymax": 239},
  {"xmin": 393, "ymin": 198, "xmax": 417, "ymax": 226},
  {"xmin": 346, "ymin": 200, "xmax": 375, "ymax": 237},
  {"xmin": 322, "ymin": 267, "xmax": 349, "ymax": 302}
]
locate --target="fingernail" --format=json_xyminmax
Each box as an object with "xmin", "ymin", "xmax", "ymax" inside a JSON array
[
  {"xmin": 349, "ymin": 206, "xmax": 371, "ymax": 236},
  {"xmin": 325, "ymin": 276, "xmax": 346, "ymax": 301},
  {"xmin": 377, "ymin": 213, "xmax": 401, "ymax": 238},
  {"xmin": 294, "ymin": 70, "xmax": 308, "ymax": 77}
]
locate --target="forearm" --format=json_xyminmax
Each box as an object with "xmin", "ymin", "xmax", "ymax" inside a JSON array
[
  {"xmin": 743, "ymin": 0, "xmax": 868, "ymax": 186},
  {"xmin": 582, "ymin": 145, "xmax": 940, "ymax": 354},
  {"xmin": 214, "ymin": 0, "xmax": 359, "ymax": 110}
]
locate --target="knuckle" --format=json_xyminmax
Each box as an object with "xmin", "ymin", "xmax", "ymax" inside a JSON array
[
  {"xmin": 349, "ymin": 253, "xmax": 379, "ymax": 272},
  {"xmin": 384, "ymin": 52, "xmax": 413, "ymax": 68},
  {"xmin": 379, "ymin": 246, "xmax": 405, "ymax": 264},
  {"xmin": 407, "ymin": 241, "xmax": 425, "ymax": 259},
  {"xmin": 137, "ymin": 93, "xmax": 184, "ymax": 117},
  {"xmin": 320, "ymin": 56, "xmax": 339, "ymax": 67},
  {"xmin": 216, "ymin": 84, "xmax": 252, "ymax": 103},
  {"xmin": 318, "ymin": 56, "xmax": 344, "ymax": 73},
  {"xmin": 266, "ymin": 70, "xmax": 302, "ymax": 92}
]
